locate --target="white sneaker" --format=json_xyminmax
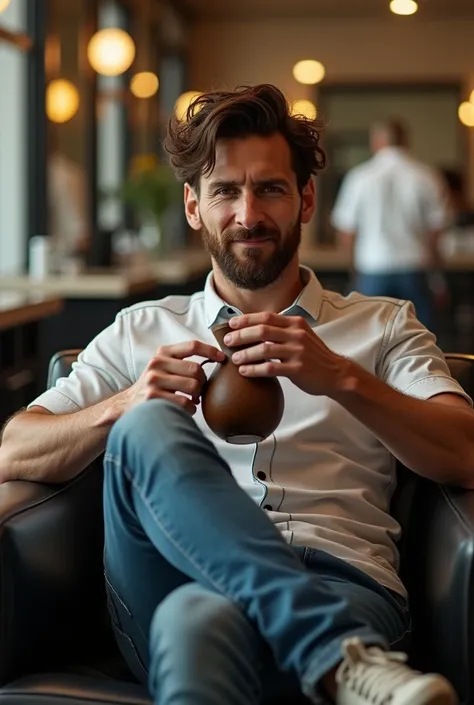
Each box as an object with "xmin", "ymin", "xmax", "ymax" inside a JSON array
[{"xmin": 336, "ymin": 638, "xmax": 458, "ymax": 705}]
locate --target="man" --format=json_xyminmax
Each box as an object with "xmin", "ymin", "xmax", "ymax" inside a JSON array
[
  {"xmin": 1, "ymin": 85, "xmax": 473, "ymax": 705},
  {"xmin": 331, "ymin": 119, "xmax": 448, "ymax": 331}
]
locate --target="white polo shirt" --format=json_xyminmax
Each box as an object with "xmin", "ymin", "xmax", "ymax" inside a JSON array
[
  {"xmin": 331, "ymin": 147, "xmax": 448, "ymax": 274},
  {"xmin": 30, "ymin": 266, "xmax": 470, "ymax": 597}
]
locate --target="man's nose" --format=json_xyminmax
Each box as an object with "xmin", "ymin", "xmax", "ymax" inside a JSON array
[{"xmin": 234, "ymin": 193, "xmax": 265, "ymax": 230}]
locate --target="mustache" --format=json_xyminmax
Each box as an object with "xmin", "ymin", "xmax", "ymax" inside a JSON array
[{"xmin": 223, "ymin": 226, "xmax": 280, "ymax": 243}]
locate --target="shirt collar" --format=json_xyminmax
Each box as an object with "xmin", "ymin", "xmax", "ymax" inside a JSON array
[{"xmin": 204, "ymin": 265, "xmax": 324, "ymax": 328}]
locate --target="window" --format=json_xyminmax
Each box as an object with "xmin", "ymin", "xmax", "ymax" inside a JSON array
[
  {"xmin": 0, "ymin": 0, "xmax": 29, "ymax": 274},
  {"xmin": 46, "ymin": 0, "xmax": 95, "ymax": 268}
]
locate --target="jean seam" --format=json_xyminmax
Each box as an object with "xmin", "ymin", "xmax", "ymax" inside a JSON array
[
  {"xmin": 105, "ymin": 453, "xmax": 231, "ymax": 599},
  {"xmin": 388, "ymin": 623, "xmax": 413, "ymax": 647},
  {"xmin": 111, "ymin": 620, "xmax": 149, "ymax": 678},
  {"xmin": 388, "ymin": 608, "xmax": 413, "ymax": 647},
  {"xmin": 103, "ymin": 571, "xmax": 132, "ymax": 617}
]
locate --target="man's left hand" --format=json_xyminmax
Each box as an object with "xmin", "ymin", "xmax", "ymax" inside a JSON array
[{"xmin": 223, "ymin": 312, "xmax": 351, "ymax": 397}]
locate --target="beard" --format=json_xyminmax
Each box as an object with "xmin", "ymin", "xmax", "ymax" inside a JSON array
[{"xmin": 200, "ymin": 215, "xmax": 302, "ymax": 290}]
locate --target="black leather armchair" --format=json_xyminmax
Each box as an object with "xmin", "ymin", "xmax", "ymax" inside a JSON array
[{"xmin": 1, "ymin": 351, "xmax": 474, "ymax": 705}]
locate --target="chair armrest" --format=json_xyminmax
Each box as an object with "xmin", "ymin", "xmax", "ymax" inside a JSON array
[
  {"xmin": 0, "ymin": 674, "xmax": 151, "ymax": 705},
  {"xmin": 0, "ymin": 673, "xmax": 151, "ymax": 705},
  {"xmin": 402, "ymin": 479, "xmax": 474, "ymax": 703},
  {"xmin": 0, "ymin": 462, "xmax": 106, "ymax": 685}
]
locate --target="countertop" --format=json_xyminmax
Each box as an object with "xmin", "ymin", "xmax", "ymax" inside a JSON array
[
  {"xmin": 0, "ymin": 269, "xmax": 157, "ymax": 299},
  {"xmin": 0, "ymin": 293, "xmax": 63, "ymax": 331},
  {"xmin": 0, "ymin": 252, "xmax": 212, "ymax": 299}
]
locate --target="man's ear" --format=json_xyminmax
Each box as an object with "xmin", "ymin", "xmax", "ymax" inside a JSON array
[
  {"xmin": 301, "ymin": 178, "xmax": 316, "ymax": 225},
  {"xmin": 184, "ymin": 183, "xmax": 202, "ymax": 231}
]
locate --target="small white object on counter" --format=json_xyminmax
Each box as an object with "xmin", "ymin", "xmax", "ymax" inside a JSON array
[{"xmin": 28, "ymin": 236, "xmax": 52, "ymax": 279}]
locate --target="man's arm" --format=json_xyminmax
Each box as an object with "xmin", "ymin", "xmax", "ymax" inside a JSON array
[
  {"xmin": 332, "ymin": 366, "xmax": 474, "ymax": 487},
  {"xmin": 0, "ymin": 338, "xmax": 225, "ymax": 485},
  {"xmin": 224, "ymin": 306, "xmax": 474, "ymax": 488},
  {"xmin": 0, "ymin": 396, "xmax": 123, "ymax": 484}
]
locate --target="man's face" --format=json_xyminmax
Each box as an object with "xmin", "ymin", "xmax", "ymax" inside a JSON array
[{"xmin": 184, "ymin": 133, "xmax": 315, "ymax": 290}]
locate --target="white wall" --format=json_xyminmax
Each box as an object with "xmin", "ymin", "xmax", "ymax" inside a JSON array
[{"xmin": 0, "ymin": 0, "xmax": 27, "ymax": 274}]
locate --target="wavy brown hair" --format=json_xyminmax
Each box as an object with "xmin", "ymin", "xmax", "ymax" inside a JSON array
[{"xmin": 163, "ymin": 84, "xmax": 326, "ymax": 194}]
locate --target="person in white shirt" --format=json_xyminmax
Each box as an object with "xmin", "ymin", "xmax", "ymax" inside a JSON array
[
  {"xmin": 331, "ymin": 119, "xmax": 448, "ymax": 331},
  {"xmin": 2, "ymin": 86, "xmax": 473, "ymax": 705}
]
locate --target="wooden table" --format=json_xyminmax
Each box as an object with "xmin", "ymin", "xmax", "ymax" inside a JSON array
[
  {"xmin": 0, "ymin": 292, "xmax": 62, "ymax": 331},
  {"xmin": 0, "ymin": 293, "xmax": 63, "ymax": 425}
]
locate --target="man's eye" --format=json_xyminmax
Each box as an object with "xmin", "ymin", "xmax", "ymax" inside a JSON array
[
  {"xmin": 262, "ymin": 186, "xmax": 284, "ymax": 194},
  {"xmin": 215, "ymin": 188, "xmax": 237, "ymax": 196}
]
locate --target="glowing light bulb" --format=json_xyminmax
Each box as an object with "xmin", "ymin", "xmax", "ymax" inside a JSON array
[
  {"xmin": 46, "ymin": 79, "xmax": 80, "ymax": 123},
  {"xmin": 130, "ymin": 72, "xmax": 159, "ymax": 99},
  {"xmin": 389, "ymin": 0, "xmax": 418, "ymax": 15},
  {"xmin": 87, "ymin": 28, "xmax": 135, "ymax": 77},
  {"xmin": 458, "ymin": 102, "xmax": 474, "ymax": 127},
  {"xmin": 293, "ymin": 60, "xmax": 325, "ymax": 85},
  {"xmin": 291, "ymin": 99, "xmax": 317, "ymax": 120},
  {"xmin": 174, "ymin": 91, "xmax": 203, "ymax": 121}
]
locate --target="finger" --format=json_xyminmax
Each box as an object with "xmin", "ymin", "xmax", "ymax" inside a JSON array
[
  {"xmin": 155, "ymin": 340, "xmax": 225, "ymax": 361},
  {"xmin": 145, "ymin": 388, "xmax": 197, "ymax": 416},
  {"xmin": 231, "ymin": 342, "xmax": 297, "ymax": 364},
  {"xmin": 228, "ymin": 312, "xmax": 293, "ymax": 330},
  {"xmin": 147, "ymin": 370, "xmax": 201, "ymax": 397},
  {"xmin": 149, "ymin": 356, "xmax": 207, "ymax": 387},
  {"xmin": 223, "ymin": 324, "xmax": 290, "ymax": 347},
  {"xmin": 238, "ymin": 361, "xmax": 298, "ymax": 377}
]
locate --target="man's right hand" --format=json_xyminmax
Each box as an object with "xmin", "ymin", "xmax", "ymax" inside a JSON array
[{"xmin": 101, "ymin": 341, "xmax": 226, "ymax": 425}]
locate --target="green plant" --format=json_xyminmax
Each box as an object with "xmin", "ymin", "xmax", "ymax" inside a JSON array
[{"xmin": 119, "ymin": 158, "xmax": 182, "ymax": 227}]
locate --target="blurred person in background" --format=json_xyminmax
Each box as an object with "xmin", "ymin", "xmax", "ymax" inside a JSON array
[{"xmin": 331, "ymin": 119, "xmax": 448, "ymax": 332}]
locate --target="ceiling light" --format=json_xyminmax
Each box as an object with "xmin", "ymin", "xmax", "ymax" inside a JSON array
[
  {"xmin": 46, "ymin": 79, "xmax": 80, "ymax": 124},
  {"xmin": 389, "ymin": 0, "xmax": 418, "ymax": 16},
  {"xmin": 87, "ymin": 28, "xmax": 135, "ymax": 77},
  {"xmin": 0, "ymin": 0, "xmax": 11, "ymax": 13},
  {"xmin": 293, "ymin": 60, "xmax": 325, "ymax": 85},
  {"xmin": 130, "ymin": 72, "xmax": 159, "ymax": 99},
  {"xmin": 458, "ymin": 102, "xmax": 474, "ymax": 127},
  {"xmin": 291, "ymin": 99, "xmax": 317, "ymax": 120},
  {"xmin": 174, "ymin": 91, "xmax": 203, "ymax": 121}
]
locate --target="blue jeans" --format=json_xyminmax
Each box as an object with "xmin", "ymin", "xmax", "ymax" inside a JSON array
[
  {"xmin": 103, "ymin": 400, "xmax": 411, "ymax": 705},
  {"xmin": 355, "ymin": 271, "xmax": 435, "ymax": 332}
]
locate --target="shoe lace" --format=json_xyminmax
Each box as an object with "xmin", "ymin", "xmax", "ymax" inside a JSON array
[{"xmin": 337, "ymin": 639, "xmax": 418, "ymax": 705}]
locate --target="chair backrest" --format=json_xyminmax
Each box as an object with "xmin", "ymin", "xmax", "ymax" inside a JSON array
[
  {"xmin": 391, "ymin": 353, "xmax": 474, "ymax": 576},
  {"xmin": 47, "ymin": 349, "xmax": 83, "ymax": 389},
  {"xmin": 444, "ymin": 353, "xmax": 474, "ymax": 395}
]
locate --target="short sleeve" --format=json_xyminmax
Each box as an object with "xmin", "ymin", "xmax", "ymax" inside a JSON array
[
  {"xmin": 330, "ymin": 171, "xmax": 361, "ymax": 233},
  {"xmin": 379, "ymin": 301, "xmax": 472, "ymax": 405},
  {"xmin": 28, "ymin": 311, "xmax": 133, "ymax": 414}
]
